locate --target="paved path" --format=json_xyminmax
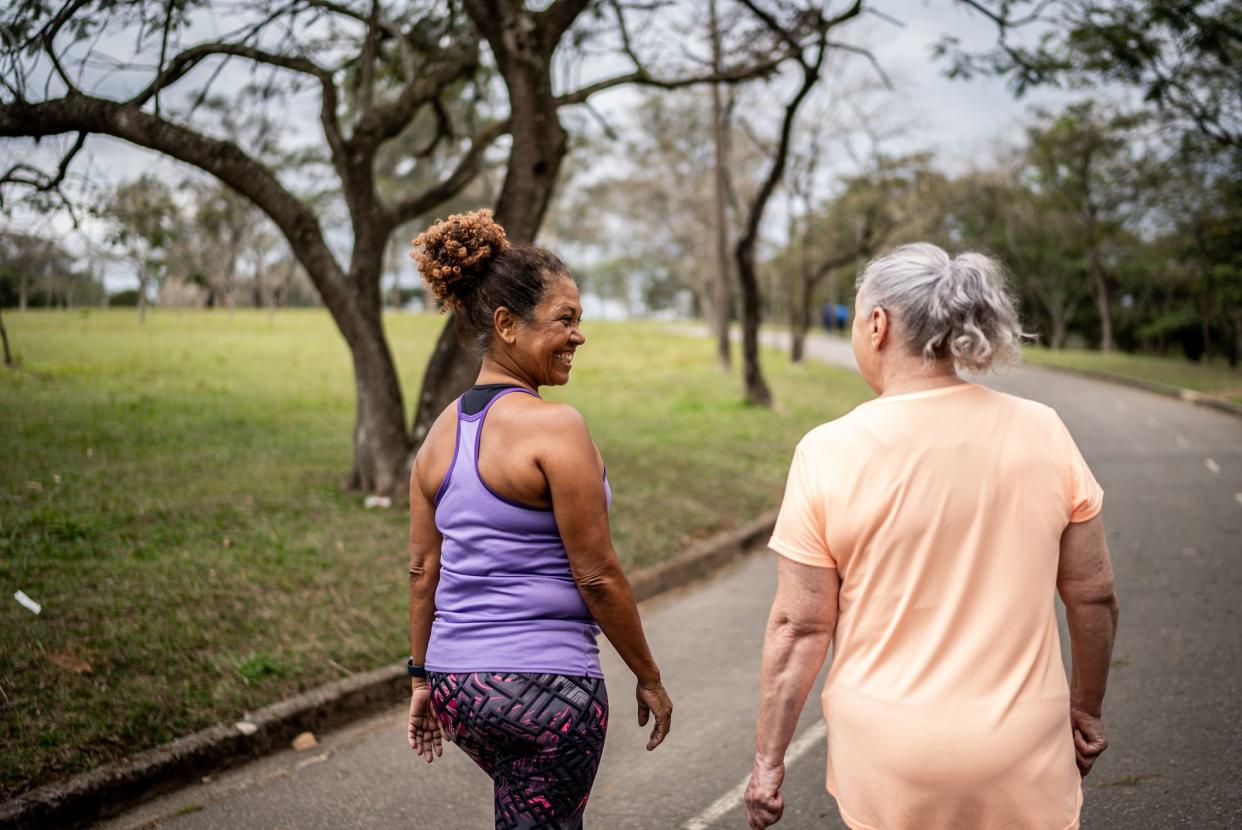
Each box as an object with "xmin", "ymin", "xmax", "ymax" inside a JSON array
[{"xmin": 104, "ymin": 330, "xmax": 1242, "ymax": 829}]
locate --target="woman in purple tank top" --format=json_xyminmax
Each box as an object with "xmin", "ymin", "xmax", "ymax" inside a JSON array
[{"xmin": 404, "ymin": 209, "xmax": 673, "ymax": 829}]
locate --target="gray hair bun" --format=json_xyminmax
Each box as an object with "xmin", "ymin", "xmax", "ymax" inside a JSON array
[{"xmin": 856, "ymin": 243, "xmax": 1027, "ymax": 372}]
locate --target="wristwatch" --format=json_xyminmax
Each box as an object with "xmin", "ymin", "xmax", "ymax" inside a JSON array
[{"xmin": 407, "ymin": 657, "xmax": 427, "ymax": 679}]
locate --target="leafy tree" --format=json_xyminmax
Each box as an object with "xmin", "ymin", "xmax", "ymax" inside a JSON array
[
  {"xmin": 1022, "ymin": 103, "xmax": 1151, "ymax": 351},
  {"xmin": 101, "ymin": 175, "xmax": 179, "ymax": 324},
  {"xmin": 0, "ymin": 230, "xmax": 80, "ymax": 309},
  {"xmin": 941, "ymin": 0, "xmax": 1241, "ymax": 149}
]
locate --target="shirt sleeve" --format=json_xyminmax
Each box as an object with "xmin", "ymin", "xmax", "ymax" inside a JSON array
[
  {"xmin": 1059, "ymin": 416, "xmax": 1104, "ymax": 523},
  {"xmin": 768, "ymin": 443, "xmax": 837, "ymax": 569}
]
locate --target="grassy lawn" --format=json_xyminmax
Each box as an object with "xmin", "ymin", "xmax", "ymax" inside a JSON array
[
  {"xmin": 0, "ymin": 309, "xmax": 871, "ymax": 799},
  {"xmin": 1023, "ymin": 347, "xmax": 1242, "ymax": 405}
]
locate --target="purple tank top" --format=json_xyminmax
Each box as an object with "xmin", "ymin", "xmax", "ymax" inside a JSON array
[{"xmin": 424, "ymin": 388, "xmax": 608, "ymax": 678}]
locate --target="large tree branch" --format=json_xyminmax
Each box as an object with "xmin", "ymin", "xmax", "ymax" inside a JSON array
[
  {"xmin": 0, "ymin": 95, "xmax": 357, "ymax": 318},
  {"xmin": 537, "ymin": 0, "xmax": 594, "ymax": 46}
]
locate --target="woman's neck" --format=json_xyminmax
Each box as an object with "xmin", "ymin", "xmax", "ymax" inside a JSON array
[
  {"xmin": 476, "ymin": 355, "xmax": 538, "ymax": 393},
  {"xmin": 877, "ymin": 358, "xmax": 964, "ymax": 398}
]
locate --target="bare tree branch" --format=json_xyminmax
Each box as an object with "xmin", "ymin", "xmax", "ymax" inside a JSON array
[
  {"xmin": 554, "ymin": 50, "xmax": 793, "ymax": 107},
  {"xmin": 392, "ymin": 118, "xmax": 509, "ymax": 224},
  {"xmin": 955, "ymin": 0, "xmax": 1055, "ymax": 31},
  {"xmin": 127, "ymin": 42, "xmax": 333, "ymax": 109},
  {"xmin": 0, "ymin": 131, "xmax": 87, "ymax": 223},
  {"xmin": 358, "ymin": 0, "xmax": 381, "ymax": 118},
  {"xmin": 827, "ymin": 40, "xmax": 893, "ymax": 89}
]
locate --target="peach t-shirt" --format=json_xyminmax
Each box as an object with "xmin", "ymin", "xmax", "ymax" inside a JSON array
[{"xmin": 770, "ymin": 383, "xmax": 1102, "ymax": 830}]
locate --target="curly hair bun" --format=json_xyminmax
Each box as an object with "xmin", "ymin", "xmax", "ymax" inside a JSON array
[{"xmin": 411, "ymin": 209, "xmax": 510, "ymax": 310}]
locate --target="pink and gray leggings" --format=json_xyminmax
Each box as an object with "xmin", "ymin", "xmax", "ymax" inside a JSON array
[{"xmin": 428, "ymin": 672, "xmax": 609, "ymax": 830}]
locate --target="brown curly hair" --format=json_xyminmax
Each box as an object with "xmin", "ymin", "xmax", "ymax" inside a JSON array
[
  {"xmin": 411, "ymin": 209, "xmax": 510, "ymax": 311},
  {"xmin": 411, "ymin": 209, "xmax": 571, "ymax": 353}
]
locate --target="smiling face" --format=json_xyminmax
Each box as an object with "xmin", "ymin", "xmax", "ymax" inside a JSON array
[{"xmin": 510, "ymin": 274, "xmax": 585, "ymax": 388}]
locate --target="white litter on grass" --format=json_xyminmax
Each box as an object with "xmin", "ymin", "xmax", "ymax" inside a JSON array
[
  {"xmin": 364, "ymin": 496, "xmax": 392, "ymax": 509},
  {"xmin": 14, "ymin": 591, "xmax": 41, "ymax": 615},
  {"xmin": 1205, "ymin": 458, "xmax": 1221, "ymax": 474},
  {"xmin": 235, "ymin": 721, "xmax": 258, "ymax": 736}
]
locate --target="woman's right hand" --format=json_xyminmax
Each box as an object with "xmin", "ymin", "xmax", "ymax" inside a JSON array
[
  {"xmin": 1070, "ymin": 706, "xmax": 1108, "ymax": 777},
  {"xmin": 408, "ymin": 680, "xmax": 443, "ymax": 763},
  {"xmin": 636, "ymin": 678, "xmax": 672, "ymax": 751}
]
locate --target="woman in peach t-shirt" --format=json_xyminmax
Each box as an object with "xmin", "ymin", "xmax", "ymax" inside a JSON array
[{"xmin": 745, "ymin": 244, "xmax": 1120, "ymax": 830}]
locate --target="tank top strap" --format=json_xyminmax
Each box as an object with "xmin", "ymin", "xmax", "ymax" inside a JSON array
[{"xmin": 434, "ymin": 387, "xmax": 538, "ymax": 507}]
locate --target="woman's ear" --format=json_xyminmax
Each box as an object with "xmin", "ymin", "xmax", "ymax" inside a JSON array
[
  {"xmin": 870, "ymin": 306, "xmax": 889, "ymax": 350},
  {"xmin": 494, "ymin": 306, "xmax": 518, "ymax": 345}
]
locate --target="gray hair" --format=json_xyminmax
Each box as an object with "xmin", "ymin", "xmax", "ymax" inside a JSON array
[{"xmin": 854, "ymin": 243, "xmax": 1027, "ymax": 372}]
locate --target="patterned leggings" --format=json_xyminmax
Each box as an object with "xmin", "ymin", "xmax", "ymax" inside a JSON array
[{"xmin": 428, "ymin": 672, "xmax": 609, "ymax": 830}]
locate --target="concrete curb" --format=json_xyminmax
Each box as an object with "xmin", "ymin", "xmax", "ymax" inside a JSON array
[
  {"xmin": 0, "ymin": 513, "xmax": 778, "ymax": 830},
  {"xmin": 1028, "ymin": 362, "xmax": 1242, "ymax": 419}
]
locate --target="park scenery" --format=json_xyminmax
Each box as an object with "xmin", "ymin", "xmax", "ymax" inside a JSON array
[{"xmin": 1, "ymin": 0, "xmax": 1240, "ymax": 828}]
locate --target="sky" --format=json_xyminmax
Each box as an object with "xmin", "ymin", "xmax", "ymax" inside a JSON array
[{"xmin": 1, "ymin": 0, "xmax": 1086, "ymax": 292}]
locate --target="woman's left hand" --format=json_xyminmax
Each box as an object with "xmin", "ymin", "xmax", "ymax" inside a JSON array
[{"xmin": 407, "ymin": 680, "xmax": 443, "ymax": 763}]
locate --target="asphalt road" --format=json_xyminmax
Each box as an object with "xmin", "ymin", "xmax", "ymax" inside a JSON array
[{"xmin": 102, "ymin": 330, "xmax": 1242, "ymax": 829}]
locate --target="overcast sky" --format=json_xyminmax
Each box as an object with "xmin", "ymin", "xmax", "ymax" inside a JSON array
[{"xmin": 2, "ymin": 0, "xmax": 1085, "ymax": 291}]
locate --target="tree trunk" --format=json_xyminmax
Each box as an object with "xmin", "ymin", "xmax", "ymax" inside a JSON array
[
  {"xmin": 1050, "ymin": 313, "xmax": 1068, "ymax": 350},
  {"xmin": 1200, "ymin": 268, "xmax": 1214, "ymax": 363},
  {"xmin": 0, "ymin": 307, "xmax": 13, "ymax": 366},
  {"xmin": 1084, "ymin": 239, "xmax": 1112, "ymax": 352},
  {"xmin": 736, "ymin": 245, "xmax": 772, "ymax": 405},
  {"xmin": 1092, "ymin": 266, "xmax": 1112, "ymax": 352},
  {"xmin": 789, "ymin": 308, "xmax": 806, "ymax": 363},
  {"xmin": 1227, "ymin": 310, "xmax": 1241, "ymax": 368},
  {"xmin": 709, "ymin": 0, "xmax": 732, "ymax": 371},
  {"xmin": 409, "ymin": 1, "xmax": 576, "ymax": 451},
  {"xmin": 137, "ymin": 274, "xmax": 149, "ymax": 325},
  {"xmin": 344, "ymin": 321, "xmax": 412, "ymax": 494},
  {"xmin": 790, "ymin": 274, "xmax": 812, "ymax": 363},
  {"xmin": 733, "ymin": 33, "xmax": 832, "ymax": 406}
]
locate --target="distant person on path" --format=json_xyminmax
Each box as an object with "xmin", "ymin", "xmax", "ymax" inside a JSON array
[
  {"xmin": 405, "ymin": 209, "xmax": 672, "ymax": 830},
  {"xmin": 834, "ymin": 303, "xmax": 849, "ymax": 334},
  {"xmin": 745, "ymin": 243, "xmax": 1120, "ymax": 830}
]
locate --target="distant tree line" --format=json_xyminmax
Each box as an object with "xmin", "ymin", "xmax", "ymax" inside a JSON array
[{"xmin": 0, "ymin": 230, "xmax": 104, "ymax": 308}]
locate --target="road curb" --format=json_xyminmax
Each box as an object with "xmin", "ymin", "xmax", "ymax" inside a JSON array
[
  {"xmin": 1028, "ymin": 362, "xmax": 1242, "ymax": 419},
  {"xmin": 0, "ymin": 513, "xmax": 778, "ymax": 830}
]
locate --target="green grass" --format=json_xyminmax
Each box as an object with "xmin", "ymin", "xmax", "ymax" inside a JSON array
[
  {"xmin": 0, "ymin": 308, "xmax": 871, "ymax": 799},
  {"xmin": 1024, "ymin": 347, "xmax": 1242, "ymax": 404}
]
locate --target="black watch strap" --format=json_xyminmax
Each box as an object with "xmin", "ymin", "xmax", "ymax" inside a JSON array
[{"xmin": 407, "ymin": 657, "xmax": 427, "ymax": 679}]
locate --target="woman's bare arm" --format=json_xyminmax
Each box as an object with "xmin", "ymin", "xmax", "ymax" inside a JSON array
[
  {"xmin": 537, "ymin": 404, "xmax": 671, "ymax": 750},
  {"xmin": 1057, "ymin": 513, "xmax": 1120, "ymax": 777},
  {"xmin": 745, "ymin": 557, "xmax": 839, "ymax": 829},
  {"xmin": 407, "ymin": 417, "xmax": 448, "ymax": 762}
]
